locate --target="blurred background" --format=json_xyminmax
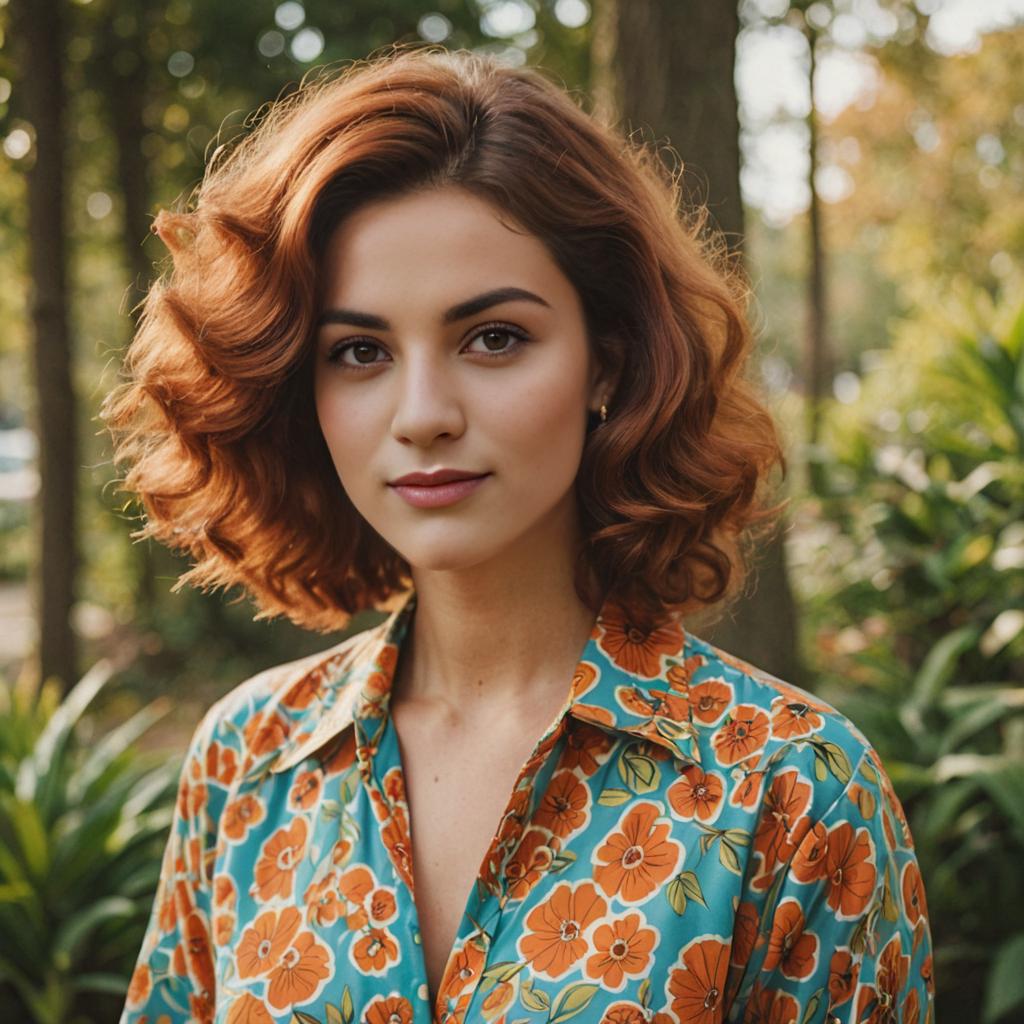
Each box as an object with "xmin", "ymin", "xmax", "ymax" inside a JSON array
[{"xmin": 1, "ymin": 0, "xmax": 1022, "ymax": 1020}]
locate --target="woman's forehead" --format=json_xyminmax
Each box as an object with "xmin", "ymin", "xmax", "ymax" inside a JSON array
[{"xmin": 317, "ymin": 191, "xmax": 576, "ymax": 322}]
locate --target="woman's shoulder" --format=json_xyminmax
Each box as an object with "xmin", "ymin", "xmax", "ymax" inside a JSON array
[
  {"xmin": 184, "ymin": 618, "xmax": 389, "ymax": 772},
  {"xmin": 675, "ymin": 631, "xmax": 904, "ymax": 832}
]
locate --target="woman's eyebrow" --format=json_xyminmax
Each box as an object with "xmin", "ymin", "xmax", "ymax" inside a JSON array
[{"xmin": 315, "ymin": 286, "xmax": 552, "ymax": 330}]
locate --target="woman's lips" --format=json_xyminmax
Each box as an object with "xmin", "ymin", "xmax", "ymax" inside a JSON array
[{"xmin": 388, "ymin": 473, "xmax": 492, "ymax": 509}]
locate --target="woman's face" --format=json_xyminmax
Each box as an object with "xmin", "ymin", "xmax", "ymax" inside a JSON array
[{"xmin": 312, "ymin": 185, "xmax": 608, "ymax": 575}]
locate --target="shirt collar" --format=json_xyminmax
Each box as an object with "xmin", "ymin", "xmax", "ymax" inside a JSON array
[{"xmin": 268, "ymin": 587, "xmax": 701, "ymax": 774}]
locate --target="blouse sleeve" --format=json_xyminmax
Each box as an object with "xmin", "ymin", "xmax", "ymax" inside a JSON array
[
  {"xmin": 119, "ymin": 708, "xmax": 224, "ymax": 1023},
  {"xmin": 729, "ymin": 747, "xmax": 935, "ymax": 1024}
]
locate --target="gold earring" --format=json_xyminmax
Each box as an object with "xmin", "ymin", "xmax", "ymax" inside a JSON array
[{"xmin": 599, "ymin": 401, "xmax": 608, "ymax": 423}]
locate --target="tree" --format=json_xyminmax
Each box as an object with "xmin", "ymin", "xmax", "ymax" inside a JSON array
[
  {"xmin": 592, "ymin": 0, "xmax": 802, "ymax": 685},
  {"xmin": 8, "ymin": 0, "xmax": 78, "ymax": 693}
]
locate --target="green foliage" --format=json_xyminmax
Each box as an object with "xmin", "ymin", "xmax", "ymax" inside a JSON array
[
  {"xmin": 0, "ymin": 663, "xmax": 179, "ymax": 1023},
  {"xmin": 794, "ymin": 282, "xmax": 1024, "ymax": 1022}
]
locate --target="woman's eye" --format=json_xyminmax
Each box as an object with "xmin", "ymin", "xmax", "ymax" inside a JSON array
[
  {"xmin": 464, "ymin": 325, "xmax": 529, "ymax": 357},
  {"xmin": 326, "ymin": 324, "xmax": 529, "ymax": 370},
  {"xmin": 329, "ymin": 340, "xmax": 387, "ymax": 367}
]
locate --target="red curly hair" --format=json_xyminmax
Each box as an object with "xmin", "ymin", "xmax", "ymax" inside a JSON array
[{"xmin": 100, "ymin": 44, "xmax": 787, "ymax": 634}]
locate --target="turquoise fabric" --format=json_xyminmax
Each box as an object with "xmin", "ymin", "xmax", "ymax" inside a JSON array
[{"xmin": 120, "ymin": 589, "xmax": 934, "ymax": 1024}]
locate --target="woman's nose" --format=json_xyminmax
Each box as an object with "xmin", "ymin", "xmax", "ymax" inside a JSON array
[{"xmin": 388, "ymin": 360, "xmax": 467, "ymax": 446}]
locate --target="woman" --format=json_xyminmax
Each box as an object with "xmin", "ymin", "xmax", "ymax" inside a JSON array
[{"xmin": 106, "ymin": 46, "xmax": 933, "ymax": 1024}]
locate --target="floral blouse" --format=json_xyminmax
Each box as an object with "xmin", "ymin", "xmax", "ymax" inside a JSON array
[{"xmin": 121, "ymin": 588, "xmax": 934, "ymax": 1024}]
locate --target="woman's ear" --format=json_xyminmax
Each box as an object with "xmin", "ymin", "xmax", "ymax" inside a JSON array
[{"xmin": 588, "ymin": 351, "xmax": 623, "ymax": 412}]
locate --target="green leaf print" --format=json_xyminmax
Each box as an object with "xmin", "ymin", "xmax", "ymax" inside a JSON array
[
  {"xmin": 520, "ymin": 976, "xmax": 551, "ymax": 1012},
  {"xmin": 618, "ymin": 746, "xmax": 661, "ymax": 795},
  {"xmin": 799, "ymin": 987, "xmax": 824, "ymax": 1024},
  {"xmin": 548, "ymin": 982, "xmax": 600, "ymax": 1023},
  {"xmin": 665, "ymin": 868, "xmax": 710, "ymax": 915}
]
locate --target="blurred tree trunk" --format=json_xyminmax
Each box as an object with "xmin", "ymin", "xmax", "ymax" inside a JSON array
[
  {"xmin": 591, "ymin": 0, "xmax": 804, "ymax": 685},
  {"xmin": 10, "ymin": 0, "xmax": 78, "ymax": 693},
  {"xmin": 802, "ymin": 16, "xmax": 832, "ymax": 495},
  {"xmin": 91, "ymin": 1, "xmax": 159, "ymax": 615}
]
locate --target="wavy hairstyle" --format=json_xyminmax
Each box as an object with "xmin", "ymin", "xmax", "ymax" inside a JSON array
[{"xmin": 101, "ymin": 44, "xmax": 788, "ymax": 634}]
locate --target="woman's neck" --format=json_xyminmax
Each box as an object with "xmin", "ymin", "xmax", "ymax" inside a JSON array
[{"xmin": 395, "ymin": 534, "xmax": 600, "ymax": 716}]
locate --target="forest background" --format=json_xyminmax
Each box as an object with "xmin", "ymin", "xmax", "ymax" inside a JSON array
[{"xmin": 0, "ymin": 0, "xmax": 1022, "ymax": 1021}]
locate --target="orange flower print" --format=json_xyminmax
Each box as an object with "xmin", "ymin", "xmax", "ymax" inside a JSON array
[
  {"xmin": 741, "ymin": 983, "xmax": 800, "ymax": 1024},
  {"xmin": 518, "ymin": 880, "xmax": 607, "ymax": 978},
  {"xmin": 903, "ymin": 987, "xmax": 921, "ymax": 1024},
  {"xmin": 381, "ymin": 812, "xmax": 415, "ymax": 894},
  {"xmin": 360, "ymin": 672, "xmax": 391, "ymax": 712},
  {"xmin": 481, "ymin": 979, "xmax": 516, "ymax": 1020},
  {"xmin": 570, "ymin": 662, "xmax": 599, "ymax": 700},
  {"xmin": 616, "ymin": 685, "xmax": 690, "ymax": 724},
  {"xmin": 289, "ymin": 769, "xmax": 323, "ymax": 810},
  {"xmin": 205, "ymin": 741, "xmax": 238, "ymax": 785},
  {"xmin": 596, "ymin": 604, "xmax": 685, "ymax": 679},
  {"xmin": 593, "ymin": 802, "xmax": 683, "ymax": 903},
  {"xmin": 253, "ymin": 817, "xmax": 308, "ymax": 902},
  {"xmin": 436, "ymin": 938, "xmax": 487, "ymax": 1006},
  {"xmin": 729, "ymin": 762, "xmax": 766, "ymax": 810},
  {"xmin": 322, "ymin": 729, "xmax": 357, "ymax": 775},
  {"xmin": 533, "ymin": 770, "xmax": 591, "ymax": 837},
  {"xmin": 339, "ymin": 866, "xmax": 375, "ymax": 929},
  {"xmin": 769, "ymin": 695, "xmax": 824, "ymax": 740},
  {"xmin": 383, "ymin": 765, "xmax": 406, "ymax": 806},
  {"xmin": 125, "ymin": 962, "xmax": 151, "ymax": 1008},
  {"xmin": 183, "ymin": 909, "xmax": 216, "ymax": 995},
  {"xmin": 243, "ymin": 711, "xmax": 289, "ymax": 758},
  {"xmin": 364, "ymin": 994, "xmax": 414, "ymax": 1024},
  {"xmin": 351, "ymin": 926, "xmax": 400, "ymax": 975},
  {"xmin": 214, "ymin": 911, "xmax": 235, "ymax": 945},
  {"xmin": 730, "ymin": 901, "xmax": 759, "ymax": 969},
  {"xmin": 668, "ymin": 766, "xmax": 725, "ymax": 823},
  {"xmin": 224, "ymin": 794, "xmax": 266, "ymax": 843},
  {"xmin": 303, "ymin": 873, "xmax": 342, "ymax": 927},
  {"xmin": 751, "ymin": 770, "xmax": 812, "ymax": 889},
  {"xmin": 237, "ymin": 906, "xmax": 302, "ymax": 978},
  {"xmin": 712, "ymin": 705, "xmax": 770, "ymax": 766},
  {"xmin": 600, "ymin": 1004, "xmax": 647, "ymax": 1024},
  {"xmin": 688, "ymin": 679, "xmax": 733, "ymax": 725},
  {"xmin": 572, "ymin": 702, "xmax": 618, "ymax": 729},
  {"xmin": 827, "ymin": 948, "xmax": 859, "ymax": 1008},
  {"xmin": 505, "ymin": 828, "xmax": 558, "ymax": 901},
  {"xmin": 561, "ymin": 721, "xmax": 614, "ymax": 776},
  {"xmin": 178, "ymin": 773, "xmax": 208, "ymax": 820},
  {"xmin": 265, "ymin": 928, "xmax": 331, "ymax": 1010},
  {"xmin": 763, "ymin": 899, "xmax": 818, "ymax": 980},
  {"xmin": 667, "ymin": 935, "xmax": 731, "ymax": 1024},
  {"xmin": 920, "ymin": 954, "xmax": 934, "ymax": 996},
  {"xmin": 823, "ymin": 822, "xmax": 877, "ymax": 919},
  {"xmin": 280, "ymin": 669, "xmax": 322, "ymax": 710},
  {"xmin": 901, "ymin": 860, "xmax": 928, "ymax": 927},
  {"xmin": 855, "ymin": 934, "xmax": 910, "ymax": 1024},
  {"xmin": 157, "ymin": 884, "xmax": 177, "ymax": 933},
  {"xmin": 584, "ymin": 911, "xmax": 658, "ymax": 990},
  {"xmin": 214, "ymin": 873, "xmax": 237, "ymax": 911},
  {"xmin": 789, "ymin": 821, "xmax": 829, "ymax": 885},
  {"xmin": 226, "ymin": 991, "xmax": 274, "ymax": 1024},
  {"xmin": 368, "ymin": 887, "xmax": 398, "ymax": 925},
  {"xmin": 666, "ymin": 653, "xmax": 705, "ymax": 694},
  {"xmin": 189, "ymin": 988, "xmax": 215, "ymax": 1024}
]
